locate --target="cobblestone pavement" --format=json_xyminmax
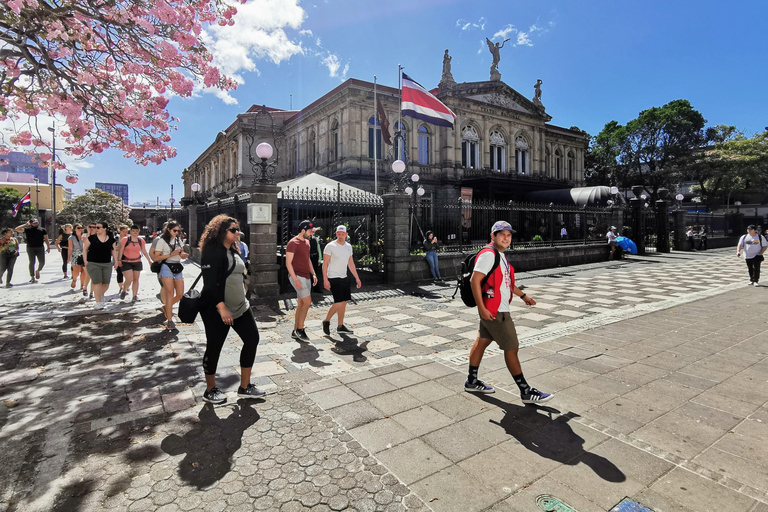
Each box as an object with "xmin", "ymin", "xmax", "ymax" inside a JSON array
[{"xmin": 1, "ymin": 247, "xmax": 766, "ymax": 511}]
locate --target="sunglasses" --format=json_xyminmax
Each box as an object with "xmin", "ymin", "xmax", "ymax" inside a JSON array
[
  {"xmin": 227, "ymin": 227, "xmax": 239, "ymax": 233},
  {"xmin": 171, "ymin": 229, "xmax": 180, "ymax": 233}
]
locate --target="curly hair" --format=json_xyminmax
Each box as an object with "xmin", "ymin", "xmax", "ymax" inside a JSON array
[{"xmin": 199, "ymin": 215, "xmax": 238, "ymax": 253}]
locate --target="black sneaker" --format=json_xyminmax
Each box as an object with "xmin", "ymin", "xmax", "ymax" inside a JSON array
[
  {"xmin": 297, "ymin": 328, "xmax": 310, "ymax": 342},
  {"xmin": 291, "ymin": 330, "xmax": 301, "ymax": 340},
  {"xmin": 29, "ymin": 278, "xmax": 36, "ymax": 283},
  {"xmin": 336, "ymin": 325, "xmax": 354, "ymax": 334},
  {"xmin": 521, "ymin": 387, "xmax": 553, "ymax": 404},
  {"xmin": 322, "ymin": 320, "xmax": 330, "ymax": 335},
  {"xmin": 203, "ymin": 387, "xmax": 227, "ymax": 404},
  {"xmin": 120, "ymin": 290, "xmax": 127, "ymax": 300},
  {"xmin": 237, "ymin": 383, "xmax": 266, "ymax": 398},
  {"xmin": 464, "ymin": 379, "xmax": 495, "ymax": 394}
]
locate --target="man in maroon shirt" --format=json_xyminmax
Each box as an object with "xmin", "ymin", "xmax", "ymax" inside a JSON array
[{"xmin": 286, "ymin": 220, "xmax": 317, "ymax": 341}]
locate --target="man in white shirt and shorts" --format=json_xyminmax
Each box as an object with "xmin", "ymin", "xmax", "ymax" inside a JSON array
[{"xmin": 322, "ymin": 225, "xmax": 361, "ymax": 335}]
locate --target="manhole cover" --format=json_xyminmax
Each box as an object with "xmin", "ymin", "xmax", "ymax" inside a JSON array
[
  {"xmin": 536, "ymin": 494, "xmax": 577, "ymax": 512},
  {"xmin": 610, "ymin": 498, "xmax": 654, "ymax": 512}
]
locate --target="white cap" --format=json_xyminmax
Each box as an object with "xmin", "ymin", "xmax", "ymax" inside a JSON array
[{"xmin": 336, "ymin": 225, "xmax": 347, "ymax": 233}]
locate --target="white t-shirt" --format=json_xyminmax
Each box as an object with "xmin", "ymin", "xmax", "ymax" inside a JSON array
[
  {"xmin": 560, "ymin": 227, "xmax": 567, "ymax": 236},
  {"xmin": 323, "ymin": 240, "xmax": 353, "ymax": 279},
  {"xmin": 739, "ymin": 234, "xmax": 767, "ymax": 259},
  {"xmin": 607, "ymin": 231, "xmax": 617, "ymax": 243},
  {"xmin": 474, "ymin": 249, "xmax": 511, "ymax": 313},
  {"xmin": 154, "ymin": 237, "xmax": 181, "ymax": 262}
]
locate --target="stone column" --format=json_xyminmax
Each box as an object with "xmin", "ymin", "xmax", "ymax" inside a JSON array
[
  {"xmin": 383, "ymin": 192, "xmax": 411, "ymax": 285},
  {"xmin": 248, "ymin": 184, "xmax": 281, "ymax": 298},
  {"xmin": 630, "ymin": 198, "xmax": 645, "ymax": 255},
  {"xmin": 655, "ymin": 200, "xmax": 670, "ymax": 253},
  {"xmin": 187, "ymin": 204, "xmax": 199, "ymax": 259},
  {"xmin": 672, "ymin": 210, "xmax": 687, "ymax": 251}
]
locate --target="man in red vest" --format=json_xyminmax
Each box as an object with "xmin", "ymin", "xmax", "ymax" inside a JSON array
[{"xmin": 465, "ymin": 220, "xmax": 553, "ymax": 404}]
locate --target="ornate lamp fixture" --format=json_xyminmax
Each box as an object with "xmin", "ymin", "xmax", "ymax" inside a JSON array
[{"xmin": 238, "ymin": 105, "xmax": 282, "ymax": 185}]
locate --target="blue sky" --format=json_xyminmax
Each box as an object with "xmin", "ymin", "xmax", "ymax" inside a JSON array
[{"xmin": 62, "ymin": 0, "xmax": 768, "ymax": 204}]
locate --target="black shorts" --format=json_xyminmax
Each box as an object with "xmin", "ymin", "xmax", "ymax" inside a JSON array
[
  {"xmin": 329, "ymin": 277, "xmax": 351, "ymax": 303},
  {"xmin": 121, "ymin": 261, "xmax": 143, "ymax": 272}
]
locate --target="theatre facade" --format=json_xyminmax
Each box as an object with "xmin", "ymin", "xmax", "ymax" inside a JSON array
[{"xmin": 180, "ymin": 74, "xmax": 587, "ymax": 205}]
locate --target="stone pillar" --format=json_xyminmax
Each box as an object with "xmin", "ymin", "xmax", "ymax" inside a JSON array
[
  {"xmin": 655, "ymin": 200, "xmax": 670, "ymax": 253},
  {"xmin": 248, "ymin": 184, "xmax": 281, "ymax": 298},
  {"xmin": 383, "ymin": 192, "xmax": 411, "ymax": 285},
  {"xmin": 630, "ymin": 198, "xmax": 645, "ymax": 255},
  {"xmin": 672, "ymin": 210, "xmax": 687, "ymax": 251}
]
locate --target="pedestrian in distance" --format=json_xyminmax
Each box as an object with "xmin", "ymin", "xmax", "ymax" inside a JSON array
[
  {"xmin": 286, "ymin": 220, "xmax": 317, "ymax": 342},
  {"xmin": 698, "ymin": 226, "xmax": 707, "ymax": 251},
  {"xmin": 736, "ymin": 225, "xmax": 767, "ymax": 287},
  {"xmin": 686, "ymin": 226, "xmax": 696, "ymax": 251},
  {"xmin": 114, "ymin": 225, "xmax": 129, "ymax": 297},
  {"xmin": 0, "ymin": 227, "xmax": 19, "ymax": 288},
  {"xmin": 82, "ymin": 223, "xmax": 96, "ymax": 297},
  {"xmin": 67, "ymin": 224, "xmax": 87, "ymax": 293},
  {"xmin": 606, "ymin": 226, "xmax": 619, "ymax": 260},
  {"xmin": 423, "ymin": 230, "xmax": 443, "ymax": 283},
  {"xmin": 198, "ymin": 214, "xmax": 264, "ymax": 404},
  {"xmin": 464, "ymin": 220, "xmax": 553, "ymax": 405},
  {"xmin": 560, "ymin": 225, "xmax": 568, "ymax": 240},
  {"xmin": 322, "ymin": 225, "xmax": 361, "ymax": 336},
  {"xmin": 54, "ymin": 224, "xmax": 73, "ymax": 279},
  {"xmin": 14, "ymin": 218, "xmax": 49, "ymax": 283},
  {"xmin": 150, "ymin": 220, "xmax": 188, "ymax": 330},
  {"xmin": 117, "ymin": 225, "xmax": 152, "ymax": 301},
  {"xmin": 82, "ymin": 221, "xmax": 118, "ymax": 309}
]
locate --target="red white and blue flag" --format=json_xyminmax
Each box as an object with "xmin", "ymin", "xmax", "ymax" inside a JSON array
[
  {"xmin": 12, "ymin": 190, "xmax": 31, "ymax": 217},
  {"xmin": 401, "ymin": 73, "xmax": 456, "ymax": 128}
]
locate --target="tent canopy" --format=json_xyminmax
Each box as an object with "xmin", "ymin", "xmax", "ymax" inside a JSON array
[
  {"xmin": 523, "ymin": 186, "xmax": 623, "ymax": 206},
  {"xmin": 277, "ymin": 173, "xmax": 379, "ymax": 200}
]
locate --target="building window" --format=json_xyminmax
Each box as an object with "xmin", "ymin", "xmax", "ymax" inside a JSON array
[
  {"xmin": 418, "ymin": 125, "xmax": 430, "ymax": 165},
  {"xmin": 331, "ymin": 120, "xmax": 339, "ymax": 162},
  {"xmin": 461, "ymin": 126, "xmax": 479, "ymax": 169},
  {"xmin": 309, "ymin": 131, "xmax": 316, "ymax": 168},
  {"xmin": 555, "ymin": 149, "xmax": 562, "ymax": 179},
  {"xmin": 515, "ymin": 137, "xmax": 529, "ymax": 174},
  {"xmin": 489, "ymin": 130, "xmax": 506, "ymax": 172},
  {"xmin": 368, "ymin": 117, "xmax": 382, "ymax": 159},
  {"xmin": 567, "ymin": 151, "xmax": 575, "ymax": 181}
]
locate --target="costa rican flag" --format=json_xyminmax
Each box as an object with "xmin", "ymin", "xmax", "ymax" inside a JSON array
[
  {"xmin": 12, "ymin": 191, "xmax": 31, "ymax": 217},
  {"xmin": 401, "ymin": 73, "xmax": 456, "ymax": 128}
]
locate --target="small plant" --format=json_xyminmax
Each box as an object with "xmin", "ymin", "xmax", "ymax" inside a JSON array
[{"xmin": 532, "ymin": 235, "xmax": 543, "ymax": 242}]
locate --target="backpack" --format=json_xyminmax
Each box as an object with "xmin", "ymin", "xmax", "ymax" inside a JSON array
[{"xmin": 453, "ymin": 247, "xmax": 501, "ymax": 307}]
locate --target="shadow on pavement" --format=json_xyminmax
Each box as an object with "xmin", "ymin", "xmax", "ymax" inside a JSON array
[
  {"xmin": 160, "ymin": 401, "xmax": 261, "ymax": 489},
  {"xmin": 478, "ymin": 394, "xmax": 626, "ymax": 483},
  {"xmin": 331, "ymin": 335, "xmax": 369, "ymax": 363},
  {"xmin": 291, "ymin": 342, "xmax": 331, "ymax": 368}
]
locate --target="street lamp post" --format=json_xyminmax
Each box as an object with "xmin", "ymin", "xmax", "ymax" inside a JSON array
[
  {"xmin": 47, "ymin": 126, "xmax": 56, "ymax": 232},
  {"xmin": 252, "ymin": 143, "xmax": 278, "ymax": 185}
]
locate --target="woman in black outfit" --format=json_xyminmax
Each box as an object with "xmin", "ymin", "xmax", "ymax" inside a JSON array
[
  {"xmin": 199, "ymin": 214, "xmax": 264, "ymax": 404},
  {"xmin": 54, "ymin": 224, "xmax": 72, "ymax": 279}
]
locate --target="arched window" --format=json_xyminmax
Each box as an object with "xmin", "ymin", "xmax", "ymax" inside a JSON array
[
  {"xmin": 330, "ymin": 120, "xmax": 339, "ymax": 162},
  {"xmin": 394, "ymin": 121, "xmax": 407, "ymax": 161},
  {"xmin": 309, "ymin": 131, "xmax": 316, "ymax": 168},
  {"xmin": 418, "ymin": 125, "xmax": 430, "ymax": 165},
  {"xmin": 368, "ymin": 117, "xmax": 381, "ymax": 159},
  {"xmin": 515, "ymin": 137, "xmax": 529, "ymax": 174},
  {"xmin": 461, "ymin": 126, "xmax": 480, "ymax": 169},
  {"xmin": 555, "ymin": 149, "xmax": 562, "ymax": 179},
  {"xmin": 567, "ymin": 151, "xmax": 575, "ymax": 181},
  {"xmin": 489, "ymin": 130, "xmax": 506, "ymax": 172}
]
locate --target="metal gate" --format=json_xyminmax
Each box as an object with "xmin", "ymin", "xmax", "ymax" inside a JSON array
[
  {"xmin": 195, "ymin": 195, "xmax": 250, "ymax": 248},
  {"xmin": 278, "ymin": 188, "xmax": 384, "ymax": 293},
  {"xmin": 625, "ymin": 205, "xmax": 658, "ymax": 253}
]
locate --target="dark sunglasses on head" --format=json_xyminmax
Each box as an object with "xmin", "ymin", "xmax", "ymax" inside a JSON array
[{"xmin": 227, "ymin": 227, "xmax": 239, "ymax": 233}]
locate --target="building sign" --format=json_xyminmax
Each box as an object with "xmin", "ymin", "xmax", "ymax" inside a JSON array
[{"xmin": 247, "ymin": 203, "xmax": 271, "ymax": 224}]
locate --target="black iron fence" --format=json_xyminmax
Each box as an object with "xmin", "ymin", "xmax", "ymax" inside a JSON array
[
  {"xmin": 195, "ymin": 195, "xmax": 251, "ymax": 247},
  {"xmin": 408, "ymin": 198, "xmax": 616, "ymax": 253},
  {"xmin": 684, "ymin": 212, "xmax": 732, "ymax": 238},
  {"xmin": 278, "ymin": 188, "xmax": 384, "ymax": 293}
]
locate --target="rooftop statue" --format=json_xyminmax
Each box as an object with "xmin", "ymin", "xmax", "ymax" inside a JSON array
[{"xmin": 486, "ymin": 37, "xmax": 510, "ymax": 81}]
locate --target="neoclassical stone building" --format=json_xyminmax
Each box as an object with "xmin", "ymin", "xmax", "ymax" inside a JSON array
[{"xmin": 181, "ymin": 75, "xmax": 587, "ymax": 203}]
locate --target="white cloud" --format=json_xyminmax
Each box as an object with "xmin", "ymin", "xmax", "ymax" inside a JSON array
[
  {"xmin": 493, "ymin": 24, "xmax": 517, "ymax": 39},
  {"xmin": 299, "ymin": 29, "xmax": 313, "ymax": 36},
  {"xmin": 456, "ymin": 17, "xmax": 486, "ymax": 32},
  {"xmin": 516, "ymin": 32, "xmax": 531, "ymax": 46},
  {"xmin": 340, "ymin": 63, "xmax": 349, "ymax": 81},
  {"xmin": 321, "ymin": 54, "xmax": 341, "ymax": 77}
]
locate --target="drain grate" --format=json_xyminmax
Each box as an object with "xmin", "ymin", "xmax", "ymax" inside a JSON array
[{"xmin": 610, "ymin": 498, "xmax": 655, "ymax": 512}]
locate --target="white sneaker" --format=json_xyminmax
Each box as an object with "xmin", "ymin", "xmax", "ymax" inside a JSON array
[
  {"xmin": 754, "ymin": 282, "xmax": 760, "ymax": 287},
  {"xmin": 94, "ymin": 301, "xmax": 105, "ymax": 310}
]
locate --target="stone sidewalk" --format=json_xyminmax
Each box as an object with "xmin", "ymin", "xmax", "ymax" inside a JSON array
[{"xmin": 0, "ymin": 247, "xmax": 767, "ymax": 511}]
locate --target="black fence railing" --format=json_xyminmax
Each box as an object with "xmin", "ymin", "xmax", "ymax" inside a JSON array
[
  {"xmin": 195, "ymin": 195, "xmax": 251, "ymax": 248},
  {"xmin": 683, "ymin": 212, "xmax": 735, "ymax": 238}
]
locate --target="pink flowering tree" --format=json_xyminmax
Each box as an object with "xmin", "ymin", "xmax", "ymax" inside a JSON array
[{"xmin": 0, "ymin": 0, "xmax": 242, "ymax": 167}]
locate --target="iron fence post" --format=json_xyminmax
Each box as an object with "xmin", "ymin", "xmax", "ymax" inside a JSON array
[
  {"xmin": 549, "ymin": 202, "xmax": 555, "ymax": 247},
  {"xmin": 583, "ymin": 205, "xmax": 588, "ymax": 246},
  {"xmin": 458, "ymin": 197, "xmax": 463, "ymax": 254}
]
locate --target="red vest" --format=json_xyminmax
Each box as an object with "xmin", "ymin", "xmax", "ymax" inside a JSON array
[{"xmin": 478, "ymin": 245, "xmax": 515, "ymax": 316}]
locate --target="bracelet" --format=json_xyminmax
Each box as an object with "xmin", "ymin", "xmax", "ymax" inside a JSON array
[{"xmin": 520, "ymin": 293, "xmax": 527, "ymax": 299}]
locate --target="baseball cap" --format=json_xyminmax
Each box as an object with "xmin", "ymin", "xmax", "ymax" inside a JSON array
[
  {"xmin": 747, "ymin": 224, "xmax": 757, "ymax": 230},
  {"xmin": 298, "ymin": 220, "xmax": 313, "ymax": 231},
  {"xmin": 30, "ymin": 217, "xmax": 39, "ymax": 223},
  {"xmin": 336, "ymin": 225, "xmax": 347, "ymax": 233},
  {"xmin": 491, "ymin": 220, "xmax": 515, "ymax": 235}
]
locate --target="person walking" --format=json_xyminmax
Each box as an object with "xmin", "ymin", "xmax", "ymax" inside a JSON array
[
  {"xmin": 686, "ymin": 226, "xmax": 696, "ymax": 251},
  {"xmin": 198, "ymin": 214, "xmax": 264, "ymax": 404},
  {"xmin": 14, "ymin": 218, "xmax": 49, "ymax": 283},
  {"xmin": 0, "ymin": 228, "xmax": 19, "ymax": 288},
  {"xmin": 423, "ymin": 231, "xmax": 443, "ymax": 282},
  {"xmin": 286, "ymin": 220, "xmax": 317, "ymax": 342},
  {"xmin": 67, "ymin": 225, "xmax": 87, "ymax": 293},
  {"xmin": 309, "ymin": 227, "xmax": 324, "ymax": 294},
  {"xmin": 560, "ymin": 225, "xmax": 568, "ymax": 240},
  {"xmin": 464, "ymin": 220, "xmax": 553, "ymax": 405},
  {"xmin": 82, "ymin": 221, "xmax": 118, "ymax": 309},
  {"xmin": 54, "ymin": 224, "xmax": 73, "ymax": 279},
  {"xmin": 236, "ymin": 231, "xmax": 249, "ymax": 293},
  {"xmin": 117, "ymin": 225, "xmax": 152, "ymax": 301},
  {"xmin": 150, "ymin": 221, "xmax": 188, "ymax": 330},
  {"xmin": 736, "ymin": 225, "xmax": 767, "ymax": 286},
  {"xmin": 607, "ymin": 226, "xmax": 619, "ymax": 260},
  {"xmin": 698, "ymin": 226, "xmax": 708, "ymax": 251},
  {"xmin": 114, "ymin": 225, "xmax": 129, "ymax": 297},
  {"xmin": 321, "ymin": 225, "xmax": 361, "ymax": 335},
  {"xmin": 82, "ymin": 223, "xmax": 96, "ymax": 298}
]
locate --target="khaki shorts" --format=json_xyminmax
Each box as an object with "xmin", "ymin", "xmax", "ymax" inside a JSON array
[
  {"xmin": 478, "ymin": 312, "xmax": 519, "ymax": 351},
  {"xmin": 86, "ymin": 261, "xmax": 113, "ymax": 285}
]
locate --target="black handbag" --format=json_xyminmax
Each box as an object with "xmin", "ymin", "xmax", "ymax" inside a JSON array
[
  {"xmin": 165, "ymin": 261, "xmax": 184, "ymax": 274},
  {"xmin": 178, "ymin": 273, "xmax": 203, "ymax": 323},
  {"xmin": 150, "ymin": 261, "xmax": 162, "ymax": 273}
]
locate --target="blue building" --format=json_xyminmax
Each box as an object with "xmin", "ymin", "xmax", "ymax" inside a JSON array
[
  {"xmin": 95, "ymin": 182, "xmax": 129, "ymax": 205},
  {"xmin": 0, "ymin": 151, "xmax": 48, "ymax": 183}
]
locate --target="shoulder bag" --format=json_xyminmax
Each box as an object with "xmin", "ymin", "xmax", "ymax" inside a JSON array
[{"xmin": 178, "ymin": 273, "xmax": 203, "ymax": 323}]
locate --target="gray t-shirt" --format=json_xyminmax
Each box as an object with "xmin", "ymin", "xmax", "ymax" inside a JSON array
[
  {"xmin": 224, "ymin": 251, "xmax": 249, "ymax": 319},
  {"xmin": 739, "ymin": 234, "xmax": 768, "ymax": 259}
]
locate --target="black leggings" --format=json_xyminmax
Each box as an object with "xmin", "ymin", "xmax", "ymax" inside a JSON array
[
  {"xmin": 61, "ymin": 248, "xmax": 69, "ymax": 275},
  {"xmin": 746, "ymin": 257, "xmax": 762, "ymax": 283},
  {"xmin": 0, "ymin": 254, "xmax": 17, "ymax": 283},
  {"xmin": 201, "ymin": 307, "xmax": 259, "ymax": 375}
]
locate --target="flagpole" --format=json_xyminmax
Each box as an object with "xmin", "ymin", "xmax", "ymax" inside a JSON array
[
  {"xmin": 374, "ymin": 75, "xmax": 378, "ymax": 196},
  {"xmin": 398, "ymin": 64, "xmax": 403, "ymax": 160}
]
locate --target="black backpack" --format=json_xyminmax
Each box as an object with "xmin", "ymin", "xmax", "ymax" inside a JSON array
[{"xmin": 453, "ymin": 246, "xmax": 501, "ymax": 307}]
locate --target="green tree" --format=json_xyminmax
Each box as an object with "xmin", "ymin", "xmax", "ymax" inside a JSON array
[
  {"xmin": 0, "ymin": 187, "xmax": 35, "ymax": 229},
  {"xmin": 585, "ymin": 121, "xmax": 622, "ymax": 186},
  {"xmin": 57, "ymin": 189, "xmax": 131, "ymax": 231},
  {"xmin": 710, "ymin": 131, "xmax": 768, "ymax": 189}
]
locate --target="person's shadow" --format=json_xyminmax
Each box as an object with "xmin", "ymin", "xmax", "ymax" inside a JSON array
[
  {"xmin": 478, "ymin": 394, "xmax": 626, "ymax": 483},
  {"xmin": 331, "ymin": 336, "xmax": 369, "ymax": 363},
  {"xmin": 291, "ymin": 343, "xmax": 331, "ymax": 368},
  {"xmin": 160, "ymin": 401, "xmax": 261, "ymax": 489}
]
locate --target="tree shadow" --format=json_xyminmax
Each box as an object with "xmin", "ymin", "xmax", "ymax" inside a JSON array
[
  {"xmin": 291, "ymin": 343, "xmax": 330, "ymax": 368},
  {"xmin": 160, "ymin": 401, "xmax": 261, "ymax": 489},
  {"xmin": 331, "ymin": 336, "xmax": 369, "ymax": 363},
  {"xmin": 477, "ymin": 394, "xmax": 626, "ymax": 483}
]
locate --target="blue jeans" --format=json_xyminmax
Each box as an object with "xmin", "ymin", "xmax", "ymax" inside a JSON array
[{"xmin": 425, "ymin": 250, "xmax": 440, "ymax": 278}]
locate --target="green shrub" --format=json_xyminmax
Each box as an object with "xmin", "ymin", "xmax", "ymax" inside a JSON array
[{"xmin": 532, "ymin": 235, "xmax": 543, "ymax": 242}]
